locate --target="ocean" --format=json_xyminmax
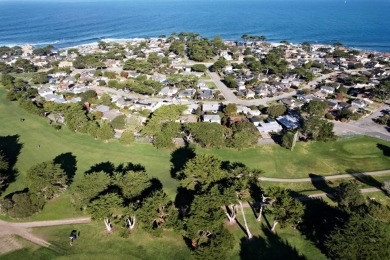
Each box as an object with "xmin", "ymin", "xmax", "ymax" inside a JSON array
[{"xmin": 0, "ymin": 0, "xmax": 389, "ymax": 52}]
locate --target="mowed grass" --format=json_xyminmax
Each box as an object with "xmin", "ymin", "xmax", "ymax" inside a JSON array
[
  {"xmin": 199, "ymin": 137, "xmax": 390, "ymax": 178},
  {"xmin": 2, "ymin": 207, "xmax": 326, "ymax": 260},
  {"xmin": 0, "ymin": 85, "xmax": 390, "ymax": 220}
]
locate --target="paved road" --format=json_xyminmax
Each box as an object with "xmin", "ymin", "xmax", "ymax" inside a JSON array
[
  {"xmin": 259, "ymin": 170, "xmax": 390, "ymax": 182},
  {"xmin": 333, "ymin": 103, "xmax": 390, "ymax": 141},
  {"xmin": 0, "ymin": 217, "xmax": 91, "ymax": 253},
  {"xmin": 298, "ymin": 187, "xmax": 381, "ymax": 201}
]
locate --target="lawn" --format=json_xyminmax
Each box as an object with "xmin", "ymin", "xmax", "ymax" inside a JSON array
[
  {"xmin": 199, "ymin": 137, "xmax": 390, "ymax": 178},
  {"xmin": 1, "ymin": 85, "xmax": 390, "ymax": 221},
  {"xmin": 1, "ymin": 207, "xmax": 326, "ymax": 260}
]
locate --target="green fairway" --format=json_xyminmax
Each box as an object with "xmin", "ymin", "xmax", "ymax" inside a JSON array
[
  {"xmin": 1, "ymin": 86, "xmax": 390, "ymax": 221},
  {"xmin": 199, "ymin": 137, "xmax": 390, "ymax": 178}
]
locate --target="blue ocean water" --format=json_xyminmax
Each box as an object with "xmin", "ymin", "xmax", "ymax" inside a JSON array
[{"xmin": 0, "ymin": 0, "xmax": 389, "ymax": 52}]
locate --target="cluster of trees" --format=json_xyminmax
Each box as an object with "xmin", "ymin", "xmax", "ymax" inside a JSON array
[
  {"xmin": 142, "ymin": 104, "xmax": 260, "ymax": 150},
  {"xmin": 0, "ymin": 158, "xmax": 68, "ymax": 218},
  {"xmin": 320, "ymin": 181, "xmax": 390, "ymax": 259},
  {"xmin": 0, "ymin": 58, "xmax": 37, "ymax": 74},
  {"xmin": 72, "ymin": 161, "xmax": 176, "ymax": 235}
]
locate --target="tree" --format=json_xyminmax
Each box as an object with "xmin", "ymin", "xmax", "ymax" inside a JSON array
[
  {"xmin": 223, "ymin": 103, "xmax": 237, "ymax": 116},
  {"xmin": 0, "ymin": 153, "xmax": 9, "ymax": 190},
  {"xmin": 267, "ymin": 104, "xmax": 286, "ymax": 118},
  {"xmin": 324, "ymin": 215, "xmax": 390, "ymax": 259},
  {"xmin": 111, "ymin": 115, "xmax": 126, "ymax": 130},
  {"xmin": 119, "ymin": 130, "xmax": 135, "ymax": 145},
  {"xmin": 335, "ymin": 181, "xmax": 365, "ymax": 213},
  {"xmin": 26, "ymin": 161, "xmax": 67, "ymax": 201},
  {"xmin": 72, "ymin": 171, "xmax": 111, "ymax": 210},
  {"xmin": 228, "ymin": 121, "xmax": 259, "ymax": 149},
  {"xmin": 180, "ymin": 154, "xmax": 227, "ymax": 193},
  {"xmin": 192, "ymin": 64, "xmax": 208, "ymax": 72},
  {"xmin": 184, "ymin": 122, "xmax": 225, "ymax": 148},
  {"xmin": 281, "ymin": 131, "xmax": 296, "ymax": 150},
  {"xmin": 266, "ymin": 187, "xmax": 305, "ymax": 232},
  {"xmin": 153, "ymin": 122, "xmax": 181, "ymax": 149},
  {"xmin": 209, "ymin": 57, "xmax": 227, "ymax": 72},
  {"xmin": 114, "ymin": 170, "xmax": 152, "ymax": 201},
  {"xmin": 305, "ymin": 100, "xmax": 328, "ymax": 116},
  {"xmin": 96, "ymin": 121, "xmax": 115, "ymax": 141},
  {"xmin": 64, "ymin": 104, "xmax": 90, "ymax": 133},
  {"xmin": 8, "ymin": 191, "xmax": 44, "ymax": 218},
  {"xmin": 88, "ymin": 193, "xmax": 123, "ymax": 232},
  {"xmin": 303, "ymin": 116, "xmax": 336, "ymax": 141},
  {"xmin": 31, "ymin": 72, "xmax": 48, "ymax": 84}
]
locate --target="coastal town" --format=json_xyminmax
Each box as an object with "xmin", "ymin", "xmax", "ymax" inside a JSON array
[
  {"xmin": 1, "ymin": 33, "xmax": 389, "ymax": 147},
  {"xmin": 1, "ymin": 31, "xmax": 390, "ymax": 259}
]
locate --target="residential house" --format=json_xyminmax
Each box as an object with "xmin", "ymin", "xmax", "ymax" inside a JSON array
[
  {"xmin": 198, "ymin": 89, "xmax": 214, "ymax": 100},
  {"xmin": 177, "ymin": 89, "xmax": 196, "ymax": 99},
  {"xmin": 203, "ymin": 114, "xmax": 221, "ymax": 124},
  {"xmin": 257, "ymin": 119, "xmax": 283, "ymax": 133},
  {"xmin": 351, "ymin": 99, "xmax": 366, "ymax": 108},
  {"xmin": 102, "ymin": 109, "xmax": 123, "ymax": 122},
  {"xmin": 276, "ymin": 114, "xmax": 301, "ymax": 130},
  {"xmin": 320, "ymin": 86, "xmax": 335, "ymax": 95},
  {"xmin": 158, "ymin": 87, "xmax": 178, "ymax": 97},
  {"xmin": 202, "ymin": 103, "xmax": 220, "ymax": 113}
]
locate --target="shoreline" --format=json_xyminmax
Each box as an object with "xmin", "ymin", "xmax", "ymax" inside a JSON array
[{"xmin": 1, "ymin": 37, "xmax": 388, "ymax": 54}]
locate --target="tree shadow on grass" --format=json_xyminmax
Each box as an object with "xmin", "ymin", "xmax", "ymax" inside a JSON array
[
  {"xmin": 116, "ymin": 162, "xmax": 145, "ymax": 174},
  {"xmin": 53, "ymin": 152, "xmax": 77, "ymax": 185},
  {"xmin": 345, "ymin": 168, "xmax": 383, "ymax": 190},
  {"xmin": 239, "ymin": 226, "xmax": 306, "ymax": 260},
  {"xmin": 0, "ymin": 135, "xmax": 23, "ymax": 193},
  {"xmin": 170, "ymin": 146, "xmax": 196, "ymax": 179},
  {"xmin": 85, "ymin": 161, "xmax": 115, "ymax": 175},
  {"xmin": 298, "ymin": 197, "xmax": 346, "ymax": 255},
  {"xmin": 377, "ymin": 143, "xmax": 390, "ymax": 157},
  {"xmin": 309, "ymin": 173, "xmax": 337, "ymax": 200}
]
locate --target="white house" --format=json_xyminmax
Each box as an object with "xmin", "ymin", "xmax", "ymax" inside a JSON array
[
  {"xmin": 202, "ymin": 103, "xmax": 220, "ymax": 113},
  {"xmin": 203, "ymin": 114, "xmax": 221, "ymax": 124}
]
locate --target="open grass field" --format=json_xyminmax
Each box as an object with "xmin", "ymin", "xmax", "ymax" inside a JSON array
[
  {"xmin": 1, "ymin": 86, "xmax": 388, "ymax": 258},
  {"xmin": 1, "ymin": 207, "xmax": 326, "ymax": 260},
  {"xmin": 1, "ymin": 86, "xmax": 390, "ymax": 218}
]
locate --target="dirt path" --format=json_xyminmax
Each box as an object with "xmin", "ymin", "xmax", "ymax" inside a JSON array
[
  {"xmin": 258, "ymin": 170, "xmax": 390, "ymax": 182},
  {"xmin": 0, "ymin": 217, "xmax": 91, "ymax": 255}
]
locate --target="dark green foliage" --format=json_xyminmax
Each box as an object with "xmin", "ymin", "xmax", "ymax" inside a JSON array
[
  {"xmin": 187, "ymin": 39, "xmax": 216, "ymax": 62},
  {"xmin": 266, "ymin": 186, "xmax": 305, "ymax": 229},
  {"xmin": 179, "ymin": 154, "xmax": 227, "ymax": 192},
  {"xmin": 335, "ymin": 181, "xmax": 365, "ymax": 213},
  {"xmin": 153, "ymin": 122, "xmax": 181, "ymax": 149},
  {"xmin": 185, "ymin": 122, "xmax": 225, "ymax": 148},
  {"xmin": 19, "ymin": 98, "xmax": 43, "ymax": 115},
  {"xmin": 324, "ymin": 214, "xmax": 390, "ymax": 259},
  {"xmin": 26, "ymin": 161, "xmax": 67, "ymax": 201},
  {"xmin": 169, "ymin": 40, "xmax": 185, "ymax": 56},
  {"xmin": 88, "ymin": 193, "xmax": 124, "ymax": 220},
  {"xmin": 119, "ymin": 130, "xmax": 135, "ymax": 145},
  {"xmin": 64, "ymin": 104, "xmax": 90, "ymax": 133},
  {"xmin": 228, "ymin": 121, "xmax": 259, "ymax": 149},
  {"xmin": 210, "ymin": 58, "xmax": 227, "ymax": 72},
  {"xmin": 31, "ymin": 72, "xmax": 49, "ymax": 84},
  {"xmin": 191, "ymin": 64, "xmax": 208, "ymax": 72},
  {"xmin": 123, "ymin": 58, "xmax": 153, "ymax": 74},
  {"xmin": 71, "ymin": 171, "xmax": 111, "ymax": 209},
  {"xmin": 79, "ymin": 89, "xmax": 97, "ymax": 102},
  {"xmin": 111, "ymin": 115, "xmax": 126, "ymax": 130},
  {"xmin": 13, "ymin": 58, "xmax": 37, "ymax": 72},
  {"xmin": 1, "ymin": 74, "xmax": 15, "ymax": 88},
  {"xmin": 223, "ymin": 75, "xmax": 238, "ymax": 89},
  {"xmin": 96, "ymin": 121, "xmax": 115, "ymax": 141},
  {"xmin": 33, "ymin": 45, "xmax": 53, "ymax": 56},
  {"xmin": 281, "ymin": 131, "xmax": 296, "ymax": 149},
  {"xmin": 73, "ymin": 55, "xmax": 103, "ymax": 69},
  {"xmin": 7, "ymin": 191, "xmax": 45, "ymax": 218},
  {"xmin": 303, "ymin": 116, "xmax": 336, "ymax": 141},
  {"xmin": 0, "ymin": 153, "xmax": 9, "ymax": 190},
  {"xmin": 267, "ymin": 104, "xmax": 287, "ymax": 118},
  {"xmin": 305, "ymin": 100, "xmax": 328, "ymax": 116}
]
